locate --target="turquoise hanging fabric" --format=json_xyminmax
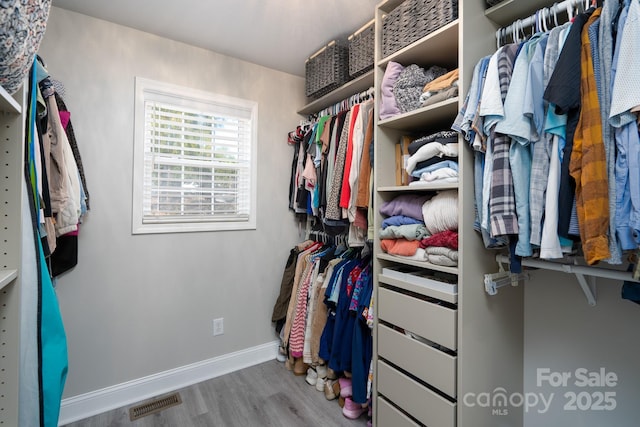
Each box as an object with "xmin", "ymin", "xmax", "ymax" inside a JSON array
[{"xmin": 24, "ymin": 57, "xmax": 69, "ymax": 427}]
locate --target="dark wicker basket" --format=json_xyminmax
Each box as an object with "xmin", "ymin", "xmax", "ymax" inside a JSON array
[
  {"xmin": 382, "ymin": 0, "xmax": 458, "ymax": 58},
  {"xmin": 348, "ymin": 20, "xmax": 375, "ymax": 78},
  {"xmin": 305, "ymin": 40, "xmax": 350, "ymax": 99},
  {"xmin": 486, "ymin": 0, "xmax": 506, "ymax": 7}
]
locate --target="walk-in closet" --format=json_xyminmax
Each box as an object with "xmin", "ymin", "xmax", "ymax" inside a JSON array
[{"xmin": 2, "ymin": 1, "xmax": 640, "ymax": 426}]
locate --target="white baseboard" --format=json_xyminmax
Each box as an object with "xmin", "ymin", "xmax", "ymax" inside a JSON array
[{"xmin": 58, "ymin": 340, "xmax": 279, "ymax": 425}]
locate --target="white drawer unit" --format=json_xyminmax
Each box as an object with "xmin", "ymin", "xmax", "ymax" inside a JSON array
[
  {"xmin": 377, "ymin": 360, "xmax": 457, "ymax": 427},
  {"xmin": 378, "ymin": 286, "xmax": 457, "ymax": 350},
  {"xmin": 378, "ymin": 323, "xmax": 457, "ymax": 398},
  {"xmin": 377, "ymin": 396, "xmax": 421, "ymax": 427}
]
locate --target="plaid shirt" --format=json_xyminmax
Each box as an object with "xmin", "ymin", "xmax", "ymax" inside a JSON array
[
  {"xmin": 489, "ymin": 44, "xmax": 519, "ymax": 237},
  {"xmin": 570, "ymin": 8, "xmax": 611, "ymax": 265}
]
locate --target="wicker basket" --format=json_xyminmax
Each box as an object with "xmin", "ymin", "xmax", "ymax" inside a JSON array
[
  {"xmin": 486, "ymin": 0, "xmax": 506, "ymax": 7},
  {"xmin": 348, "ymin": 19, "xmax": 375, "ymax": 78},
  {"xmin": 305, "ymin": 40, "xmax": 350, "ymax": 99},
  {"xmin": 382, "ymin": 0, "xmax": 458, "ymax": 58}
]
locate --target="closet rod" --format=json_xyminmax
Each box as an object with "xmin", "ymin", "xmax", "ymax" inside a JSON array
[
  {"xmin": 495, "ymin": 254, "xmax": 640, "ymax": 306},
  {"xmin": 497, "ymin": 0, "xmax": 592, "ymax": 46}
]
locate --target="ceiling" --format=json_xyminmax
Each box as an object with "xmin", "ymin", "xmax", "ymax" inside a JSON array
[{"xmin": 51, "ymin": 0, "xmax": 378, "ymax": 77}]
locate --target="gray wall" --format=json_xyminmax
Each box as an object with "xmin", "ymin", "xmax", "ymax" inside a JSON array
[
  {"xmin": 524, "ymin": 270, "xmax": 640, "ymax": 426},
  {"xmin": 38, "ymin": 7, "xmax": 305, "ymax": 398}
]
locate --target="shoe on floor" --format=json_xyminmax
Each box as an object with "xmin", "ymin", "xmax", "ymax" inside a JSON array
[
  {"xmin": 293, "ymin": 358, "xmax": 308, "ymax": 376},
  {"xmin": 338, "ymin": 395, "xmax": 345, "ymax": 408},
  {"xmin": 315, "ymin": 375, "xmax": 326, "ymax": 392},
  {"xmin": 324, "ymin": 379, "xmax": 340, "ymax": 400},
  {"xmin": 326, "ymin": 367, "xmax": 338, "ymax": 380},
  {"xmin": 342, "ymin": 397, "xmax": 366, "ymax": 419},
  {"xmin": 316, "ymin": 364, "xmax": 327, "ymax": 379},
  {"xmin": 305, "ymin": 367, "xmax": 318, "ymax": 386},
  {"xmin": 338, "ymin": 377, "xmax": 352, "ymax": 398},
  {"xmin": 276, "ymin": 345, "xmax": 287, "ymax": 363}
]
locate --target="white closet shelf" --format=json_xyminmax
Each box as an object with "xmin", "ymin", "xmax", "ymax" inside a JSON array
[
  {"xmin": 0, "ymin": 269, "xmax": 17, "ymax": 291},
  {"xmin": 494, "ymin": 254, "xmax": 640, "ymax": 306},
  {"xmin": 485, "ymin": 0, "xmax": 558, "ymax": 27},
  {"xmin": 0, "ymin": 85, "xmax": 21, "ymax": 114},
  {"xmin": 378, "ymin": 97, "xmax": 459, "ymax": 131},
  {"xmin": 297, "ymin": 70, "xmax": 374, "ymax": 116},
  {"xmin": 377, "ymin": 20, "xmax": 459, "ymax": 69},
  {"xmin": 377, "ymin": 253, "xmax": 458, "ymax": 275},
  {"xmin": 378, "ymin": 182, "xmax": 458, "ymax": 192}
]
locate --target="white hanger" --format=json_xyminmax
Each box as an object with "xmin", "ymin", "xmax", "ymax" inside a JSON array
[
  {"xmin": 567, "ymin": 1, "xmax": 574, "ymax": 19},
  {"xmin": 552, "ymin": 3, "xmax": 559, "ymax": 27}
]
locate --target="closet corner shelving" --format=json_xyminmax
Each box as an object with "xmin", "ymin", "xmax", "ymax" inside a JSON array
[
  {"xmin": 0, "ymin": 83, "xmax": 25, "ymax": 426},
  {"xmin": 372, "ymin": 0, "xmax": 525, "ymax": 426},
  {"xmin": 297, "ymin": 70, "xmax": 374, "ymax": 116}
]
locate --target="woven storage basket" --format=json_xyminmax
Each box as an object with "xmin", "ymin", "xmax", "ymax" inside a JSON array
[
  {"xmin": 486, "ymin": 0, "xmax": 506, "ymax": 7},
  {"xmin": 382, "ymin": 0, "xmax": 458, "ymax": 58},
  {"xmin": 348, "ymin": 20, "xmax": 375, "ymax": 78},
  {"xmin": 305, "ymin": 40, "xmax": 349, "ymax": 99}
]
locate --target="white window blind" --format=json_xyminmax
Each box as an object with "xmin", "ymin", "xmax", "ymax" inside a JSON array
[{"xmin": 133, "ymin": 78, "xmax": 257, "ymax": 234}]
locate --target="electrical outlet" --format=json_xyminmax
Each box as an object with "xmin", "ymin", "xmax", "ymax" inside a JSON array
[{"xmin": 213, "ymin": 318, "xmax": 224, "ymax": 336}]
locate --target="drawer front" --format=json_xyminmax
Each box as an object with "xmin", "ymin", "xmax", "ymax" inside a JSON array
[
  {"xmin": 378, "ymin": 324, "xmax": 457, "ymax": 398},
  {"xmin": 377, "ymin": 396, "xmax": 420, "ymax": 427},
  {"xmin": 377, "ymin": 360, "xmax": 456, "ymax": 427},
  {"xmin": 378, "ymin": 287, "xmax": 457, "ymax": 350}
]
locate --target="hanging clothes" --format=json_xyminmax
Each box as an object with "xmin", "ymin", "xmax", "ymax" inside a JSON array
[{"xmin": 454, "ymin": 1, "xmax": 640, "ymax": 268}]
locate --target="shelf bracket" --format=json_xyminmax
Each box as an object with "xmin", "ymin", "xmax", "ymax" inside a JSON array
[{"xmin": 571, "ymin": 271, "xmax": 597, "ymax": 307}]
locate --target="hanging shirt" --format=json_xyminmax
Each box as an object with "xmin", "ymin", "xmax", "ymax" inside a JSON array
[
  {"xmin": 597, "ymin": 0, "xmax": 624, "ymax": 264},
  {"xmin": 479, "ymin": 50, "xmax": 504, "ymax": 234},
  {"xmin": 544, "ymin": 10, "xmax": 594, "ymax": 239},
  {"xmin": 610, "ymin": 0, "xmax": 640, "ymax": 250},
  {"xmin": 570, "ymin": 8, "xmax": 610, "ymax": 265},
  {"xmin": 530, "ymin": 25, "xmax": 566, "ymax": 247},
  {"xmin": 488, "ymin": 44, "xmax": 519, "ymax": 237},
  {"xmin": 339, "ymin": 104, "xmax": 360, "ymax": 210},
  {"xmin": 496, "ymin": 34, "xmax": 546, "ymax": 256},
  {"xmin": 325, "ymin": 111, "xmax": 351, "ymax": 220}
]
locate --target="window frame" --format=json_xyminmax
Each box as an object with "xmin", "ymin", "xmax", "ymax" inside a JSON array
[{"xmin": 132, "ymin": 77, "xmax": 258, "ymax": 234}]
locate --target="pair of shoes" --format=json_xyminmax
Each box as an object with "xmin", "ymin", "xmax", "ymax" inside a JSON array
[
  {"xmin": 338, "ymin": 377, "xmax": 352, "ymax": 398},
  {"xmin": 293, "ymin": 358, "xmax": 308, "ymax": 376},
  {"xmin": 342, "ymin": 398, "xmax": 366, "ymax": 419},
  {"xmin": 305, "ymin": 367, "xmax": 318, "ymax": 386},
  {"xmin": 324, "ymin": 379, "xmax": 340, "ymax": 400}
]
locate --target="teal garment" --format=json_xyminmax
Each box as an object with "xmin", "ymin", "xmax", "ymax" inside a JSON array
[
  {"xmin": 25, "ymin": 58, "xmax": 68, "ymax": 427},
  {"xmin": 38, "ymin": 235, "xmax": 69, "ymax": 427}
]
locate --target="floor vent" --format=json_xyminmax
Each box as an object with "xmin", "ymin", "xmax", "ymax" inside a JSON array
[{"xmin": 129, "ymin": 392, "xmax": 182, "ymax": 421}]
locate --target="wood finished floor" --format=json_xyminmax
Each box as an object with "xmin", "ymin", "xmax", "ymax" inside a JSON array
[{"xmin": 63, "ymin": 359, "xmax": 370, "ymax": 427}]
